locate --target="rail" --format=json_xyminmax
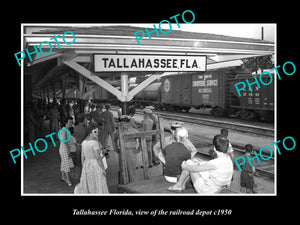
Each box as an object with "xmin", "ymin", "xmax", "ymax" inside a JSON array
[{"xmin": 135, "ymin": 109, "xmax": 274, "ymax": 137}]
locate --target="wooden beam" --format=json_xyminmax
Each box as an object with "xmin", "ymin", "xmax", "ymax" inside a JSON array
[
  {"xmin": 118, "ymin": 122, "xmax": 129, "ymax": 185},
  {"xmin": 140, "ymin": 136, "xmax": 149, "ymax": 180},
  {"xmin": 63, "ymin": 60, "xmax": 124, "ymax": 101},
  {"xmin": 72, "ymin": 55, "xmax": 91, "ymax": 63},
  {"xmin": 124, "ymin": 129, "xmax": 162, "ymax": 139},
  {"xmin": 208, "ymin": 54, "xmax": 262, "ymax": 63},
  {"xmin": 27, "ymin": 52, "xmax": 62, "ymax": 66},
  {"xmin": 78, "ymin": 74, "xmax": 86, "ymax": 99}
]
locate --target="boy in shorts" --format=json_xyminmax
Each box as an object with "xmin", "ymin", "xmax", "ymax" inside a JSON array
[{"xmin": 240, "ymin": 144, "xmax": 255, "ymax": 193}]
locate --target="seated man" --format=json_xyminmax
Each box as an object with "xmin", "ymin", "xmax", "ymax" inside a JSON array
[
  {"xmin": 168, "ymin": 134, "xmax": 233, "ymax": 194},
  {"xmin": 153, "ymin": 121, "xmax": 197, "ymax": 164},
  {"xmin": 163, "ymin": 127, "xmax": 191, "ymax": 183}
]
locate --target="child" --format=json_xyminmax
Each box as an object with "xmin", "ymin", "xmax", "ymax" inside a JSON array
[
  {"xmin": 240, "ymin": 144, "xmax": 255, "ymax": 193},
  {"xmin": 220, "ymin": 128, "xmax": 235, "ymax": 166}
]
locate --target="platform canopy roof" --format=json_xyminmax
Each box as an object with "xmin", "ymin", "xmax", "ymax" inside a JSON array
[
  {"xmin": 23, "ymin": 25, "xmax": 275, "ymax": 101},
  {"xmin": 24, "ymin": 25, "xmax": 274, "ymax": 61}
]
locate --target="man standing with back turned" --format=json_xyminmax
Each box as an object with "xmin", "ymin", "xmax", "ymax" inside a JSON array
[{"xmin": 100, "ymin": 103, "xmax": 117, "ymax": 152}]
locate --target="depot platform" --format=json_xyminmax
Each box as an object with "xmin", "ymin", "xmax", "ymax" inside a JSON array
[
  {"xmin": 23, "ymin": 121, "xmax": 274, "ymax": 195},
  {"xmin": 22, "ymin": 25, "xmax": 275, "ymax": 195},
  {"xmin": 117, "ymin": 175, "xmax": 238, "ymax": 194}
]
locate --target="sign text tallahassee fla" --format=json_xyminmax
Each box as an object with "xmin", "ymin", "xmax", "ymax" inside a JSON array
[{"xmin": 93, "ymin": 54, "xmax": 207, "ymax": 72}]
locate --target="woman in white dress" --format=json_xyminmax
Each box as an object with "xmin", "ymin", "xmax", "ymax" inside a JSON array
[{"xmin": 74, "ymin": 122, "xmax": 109, "ymax": 194}]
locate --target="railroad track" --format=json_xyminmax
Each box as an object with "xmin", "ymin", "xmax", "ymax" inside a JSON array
[
  {"xmin": 135, "ymin": 109, "xmax": 274, "ymax": 137},
  {"xmin": 159, "ymin": 128, "xmax": 274, "ymax": 179},
  {"xmin": 111, "ymin": 107, "xmax": 274, "ymax": 179},
  {"xmin": 168, "ymin": 130, "xmax": 275, "ymax": 179}
]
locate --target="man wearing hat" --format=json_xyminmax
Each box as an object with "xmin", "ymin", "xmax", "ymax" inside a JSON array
[
  {"xmin": 153, "ymin": 121, "xmax": 197, "ymax": 164},
  {"xmin": 122, "ymin": 118, "xmax": 140, "ymax": 182},
  {"xmin": 100, "ymin": 103, "xmax": 117, "ymax": 151},
  {"xmin": 73, "ymin": 114, "xmax": 89, "ymax": 167},
  {"xmin": 141, "ymin": 108, "xmax": 154, "ymax": 167},
  {"xmin": 145, "ymin": 106, "xmax": 160, "ymax": 166},
  {"xmin": 89, "ymin": 104, "xmax": 104, "ymax": 126}
]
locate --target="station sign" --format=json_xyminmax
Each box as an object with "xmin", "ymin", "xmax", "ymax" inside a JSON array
[{"xmin": 93, "ymin": 54, "xmax": 207, "ymax": 72}]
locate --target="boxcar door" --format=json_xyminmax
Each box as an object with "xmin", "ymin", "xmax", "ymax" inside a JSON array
[
  {"xmin": 171, "ymin": 76, "xmax": 182, "ymax": 104},
  {"xmin": 181, "ymin": 76, "xmax": 192, "ymax": 105}
]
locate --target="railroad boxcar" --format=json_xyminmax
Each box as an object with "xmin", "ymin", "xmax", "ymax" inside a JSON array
[
  {"xmin": 229, "ymin": 73, "xmax": 274, "ymax": 121},
  {"xmin": 90, "ymin": 67, "xmax": 274, "ymax": 121},
  {"xmin": 160, "ymin": 68, "xmax": 251, "ymax": 115}
]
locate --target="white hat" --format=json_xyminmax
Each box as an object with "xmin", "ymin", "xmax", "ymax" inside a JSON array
[
  {"xmin": 170, "ymin": 121, "xmax": 184, "ymax": 128},
  {"xmin": 145, "ymin": 105, "xmax": 155, "ymax": 110},
  {"xmin": 144, "ymin": 108, "xmax": 152, "ymax": 114},
  {"xmin": 175, "ymin": 127, "xmax": 188, "ymax": 138}
]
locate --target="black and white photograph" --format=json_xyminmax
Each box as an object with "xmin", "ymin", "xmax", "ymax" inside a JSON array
[
  {"xmin": 4, "ymin": 6, "xmax": 298, "ymax": 223},
  {"xmin": 19, "ymin": 23, "xmax": 276, "ymax": 195}
]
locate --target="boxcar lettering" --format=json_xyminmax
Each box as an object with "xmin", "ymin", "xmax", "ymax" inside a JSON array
[
  {"xmin": 206, "ymin": 79, "xmax": 218, "ymax": 86},
  {"xmin": 193, "ymin": 80, "xmax": 206, "ymax": 87},
  {"xmin": 234, "ymin": 61, "xmax": 296, "ymax": 97},
  {"xmin": 198, "ymin": 88, "xmax": 212, "ymax": 93},
  {"xmin": 204, "ymin": 75, "xmax": 212, "ymax": 79}
]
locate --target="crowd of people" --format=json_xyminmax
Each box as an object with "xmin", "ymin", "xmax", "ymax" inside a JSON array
[
  {"xmin": 114, "ymin": 107, "xmax": 259, "ymax": 194},
  {"xmin": 24, "ymin": 98, "xmax": 81, "ymax": 143},
  {"xmin": 158, "ymin": 126, "xmax": 259, "ymax": 194},
  {"xmin": 25, "ymin": 98, "xmax": 259, "ymax": 194}
]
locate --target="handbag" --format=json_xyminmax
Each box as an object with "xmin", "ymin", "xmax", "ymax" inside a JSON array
[{"xmin": 102, "ymin": 157, "xmax": 108, "ymax": 170}]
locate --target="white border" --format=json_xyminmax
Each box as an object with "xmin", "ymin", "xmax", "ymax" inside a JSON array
[
  {"xmin": 21, "ymin": 23, "xmax": 276, "ymax": 196},
  {"xmin": 274, "ymin": 24, "xmax": 277, "ymax": 195}
]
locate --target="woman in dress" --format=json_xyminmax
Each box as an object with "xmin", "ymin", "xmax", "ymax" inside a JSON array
[
  {"xmin": 59, "ymin": 117, "xmax": 74, "ymax": 186},
  {"xmin": 74, "ymin": 122, "xmax": 109, "ymax": 194}
]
